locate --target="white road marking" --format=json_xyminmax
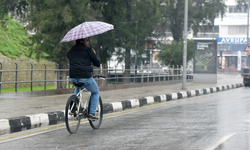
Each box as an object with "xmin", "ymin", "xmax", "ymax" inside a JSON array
[
  {"xmin": 206, "ymin": 133, "xmax": 236, "ymax": 150},
  {"xmin": 0, "ymin": 94, "xmax": 232, "ymax": 144}
]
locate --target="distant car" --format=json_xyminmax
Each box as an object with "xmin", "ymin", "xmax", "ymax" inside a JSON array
[{"xmin": 241, "ymin": 68, "xmax": 250, "ymax": 87}]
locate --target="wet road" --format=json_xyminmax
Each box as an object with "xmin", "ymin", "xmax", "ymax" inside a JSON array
[{"xmin": 0, "ymin": 87, "xmax": 250, "ymax": 150}]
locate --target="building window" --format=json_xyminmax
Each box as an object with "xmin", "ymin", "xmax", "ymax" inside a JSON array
[
  {"xmin": 228, "ymin": 26, "xmax": 247, "ymax": 34},
  {"xmin": 198, "ymin": 25, "xmax": 219, "ymax": 33},
  {"xmin": 219, "ymin": 56, "xmax": 237, "ymax": 69},
  {"xmin": 243, "ymin": 7, "xmax": 247, "ymax": 13},
  {"xmin": 193, "ymin": 25, "xmax": 219, "ymax": 38},
  {"xmin": 229, "ymin": 6, "xmax": 234, "ymax": 13},
  {"xmin": 228, "ymin": 6, "xmax": 247, "ymax": 13},
  {"xmin": 214, "ymin": 26, "xmax": 219, "ymax": 33}
]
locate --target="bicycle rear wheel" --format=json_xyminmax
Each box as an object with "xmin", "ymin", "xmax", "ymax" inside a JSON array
[
  {"xmin": 88, "ymin": 96, "xmax": 103, "ymax": 129},
  {"xmin": 65, "ymin": 95, "xmax": 81, "ymax": 134}
]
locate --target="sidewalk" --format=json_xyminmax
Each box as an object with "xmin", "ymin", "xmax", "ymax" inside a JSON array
[{"xmin": 0, "ymin": 73, "xmax": 244, "ymax": 135}]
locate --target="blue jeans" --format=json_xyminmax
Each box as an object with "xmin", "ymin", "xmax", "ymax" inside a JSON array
[{"xmin": 70, "ymin": 77, "xmax": 99, "ymax": 114}]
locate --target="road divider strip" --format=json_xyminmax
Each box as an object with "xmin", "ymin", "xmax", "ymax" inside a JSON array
[{"xmin": 0, "ymin": 83, "xmax": 243, "ymax": 136}]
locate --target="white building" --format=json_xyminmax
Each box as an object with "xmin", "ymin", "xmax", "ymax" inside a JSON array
[{"xmin": 194, "ymin": 0, "xmax": 249, "ymax": 69}]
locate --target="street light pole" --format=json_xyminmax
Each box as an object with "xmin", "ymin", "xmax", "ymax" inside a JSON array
[
  {"xmin": 135, "ymin": 21, "xmax": 138, "ymax": 82},
  {"xmin": 182, "ymin": 0, "xmax": 188, "ymax": 90}
]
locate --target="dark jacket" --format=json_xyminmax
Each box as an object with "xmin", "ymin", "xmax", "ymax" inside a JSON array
[{"xmin": 67, "ymin": 47, "xmax": 100, "ymax": 78}]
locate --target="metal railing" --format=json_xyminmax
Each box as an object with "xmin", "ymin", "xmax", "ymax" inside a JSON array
[
  {"xmin": 217, "ymin": 68, "xmax": 241, "ymax": 74},
  {"xmin": 0, "ymin": 63, "xmax": 193, "ymax": 93}
]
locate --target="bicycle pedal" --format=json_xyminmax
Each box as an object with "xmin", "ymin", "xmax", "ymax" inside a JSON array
[{"xmin": 88, "ymin": 118, "xmax": 99, "ymax": 121}]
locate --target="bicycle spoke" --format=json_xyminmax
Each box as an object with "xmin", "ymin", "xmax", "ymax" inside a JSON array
[{"xmin": 65, "ymin": 95, "xmax": 81, "ymax": 134}]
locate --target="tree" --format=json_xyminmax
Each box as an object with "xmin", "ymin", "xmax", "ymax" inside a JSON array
[
  {"xmin": 157, "ymin": 40, "xmax": 194, "ymax": 67},
  {"xmin": 0, "ymin": 0, "xmax": 29, "ymax": 21},
  {"xmin": 235, "ymin": 1, "xmax": 249, "ymax": 13},
  {"xmin": 155, "ymin": 0, "xmax": 226, "ymax": 66},
  {"xmin": 1, "ymin": 0, "xmax": 162, "ymax": 86},
  {"xmin": 99, "ymin": 0, "xmax": 161, "ymax": 83},
  {"xmin": 24, "ymin": 0, "xmax": 101, "ymax": 88}
]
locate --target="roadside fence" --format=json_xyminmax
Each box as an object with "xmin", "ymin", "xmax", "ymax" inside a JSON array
[
  {"xmin": 0, "ymin": 63, "xmax": 193, "ymax": 93},
  {"xmin": 217, "ymin": 68, "xmax": 241, "ymax": 74}
]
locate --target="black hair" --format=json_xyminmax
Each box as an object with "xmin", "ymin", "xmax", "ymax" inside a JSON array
[
  {"xmin": 76, "ymin": 38, "xmax": 85, "ymax": 45},
  {"xmin": 70, "ymin": 38, "xmax": 89, "ymax": 50}
]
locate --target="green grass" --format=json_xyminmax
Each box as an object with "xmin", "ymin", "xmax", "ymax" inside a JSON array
[
  {"xmin": 0, "ymin": 15, "xmax": 43, "ymax": 59},
  {"xmin": 0, "ymin": 84, "xmax": 74, "ymax": 93},
  {"xmin": 1, "ymin": 85, "xmax": 55, "ymax": 93},
  {"xmin": 0, "ymin": 15, "xmax": 33, "ymax": 58}
]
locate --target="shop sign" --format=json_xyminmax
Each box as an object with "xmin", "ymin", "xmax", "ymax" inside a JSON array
[
  {"xmin": 216, "ymin": 37, "xmax": 250, "ymax": 44},
  {"xmin": 217, "ymin": 44, "xmax": 246, "ymax": 53}
]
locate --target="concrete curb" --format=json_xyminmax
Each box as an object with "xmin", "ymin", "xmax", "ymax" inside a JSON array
[{"xmin": 0, "ymin": 83, "xmax": 243, "ymax": 135}]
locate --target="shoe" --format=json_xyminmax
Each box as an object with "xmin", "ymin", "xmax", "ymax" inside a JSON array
[
  {"xmin": 79, "ymin": 108, "xmax": 84, "ymax": 116},
  {"xmin": 88, "ymin": 113, "xmax": 98, "ymax": 121}
]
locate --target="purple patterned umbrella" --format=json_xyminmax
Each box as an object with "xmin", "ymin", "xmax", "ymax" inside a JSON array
[{"xmin": 60, "ymin": 21, "xmax": 114, "ymax": 43}]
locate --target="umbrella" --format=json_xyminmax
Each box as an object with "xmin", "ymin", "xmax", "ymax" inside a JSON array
[{"xmin": 60, "ymin": 21, "xmax": 114, "ymax": 43}]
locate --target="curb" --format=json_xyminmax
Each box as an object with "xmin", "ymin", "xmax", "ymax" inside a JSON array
[{"xmin": 0, "ymin": 83, "xmax": 243, "ymax": 135}]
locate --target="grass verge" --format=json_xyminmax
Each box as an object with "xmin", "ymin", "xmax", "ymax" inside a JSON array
[{"xmin": 0, "ymin": 84, "xmax": 74, "ymax": 93}]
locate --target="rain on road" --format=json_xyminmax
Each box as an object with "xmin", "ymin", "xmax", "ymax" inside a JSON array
[{"xmin": 0, "ymin": 87, "xmax": 250, "ymax": 150}]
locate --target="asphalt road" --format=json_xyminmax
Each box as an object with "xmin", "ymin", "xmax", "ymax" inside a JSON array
[{"xmin": 0, "ymin": 87, "xmax": 250, "ymax": 150}]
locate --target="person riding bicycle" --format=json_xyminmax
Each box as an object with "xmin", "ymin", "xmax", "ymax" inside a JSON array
[{"xmin": 67, "ymin": 38, "xmax": 100, "ymax": 120}]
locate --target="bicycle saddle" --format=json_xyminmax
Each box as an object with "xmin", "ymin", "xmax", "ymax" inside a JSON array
[{"xmin": 73, "ymin": 82, "xmax": 84, "ymax": 87}]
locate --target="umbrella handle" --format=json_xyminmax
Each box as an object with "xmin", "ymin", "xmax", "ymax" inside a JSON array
[
  {"xmin": 83, "ymin": 18, "xmax": 91, "ymax": 47},
  {"xmin": 82, "ymin": 18, "xmax": 93, "ymax": 49},
  {"xmin": 88, "ymin": 37, "xmax": 92, "ymax": 48}
]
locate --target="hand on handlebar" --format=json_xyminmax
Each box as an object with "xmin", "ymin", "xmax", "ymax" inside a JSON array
[{"xmin": 93, "ymin": 75, "xmax": 106, "ymax": 80}]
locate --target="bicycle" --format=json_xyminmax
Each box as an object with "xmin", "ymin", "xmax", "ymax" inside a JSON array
[{"xmin": 65, "ymin": 75, "xmax": 105, "ymax": 134}]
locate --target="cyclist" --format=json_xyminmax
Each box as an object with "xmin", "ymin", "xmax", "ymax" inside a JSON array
[{"xmin": 67, "ymin": 38, "xmax": 100, "ymax": 120}]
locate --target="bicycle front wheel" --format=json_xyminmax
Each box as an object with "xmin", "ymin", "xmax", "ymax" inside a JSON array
[
  {"xmin": 88, "ymin": 96, "xmax": 103, "ymax": 129},
  {"xmin": 65, "ymin": 95, "xmax": 81, "ymax": 134}
]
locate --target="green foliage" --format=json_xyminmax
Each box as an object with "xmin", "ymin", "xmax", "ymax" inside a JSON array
[
  {"xmin": 25, "ymin": 0, "xmax": 96, "ymax": 68},
  {"xmin": 156, "ymin": 0, "xmax": 227, "ymax": 41},
  {"xmin": 0, "ymin": 0, "xmax": 226, "ymax": 70},
  {"xmin": 0, "ymin": 0, "xmax": 29, "ymax": 21},
  {"xmin": 0, "ymin": 15, "xmax": 34, "ymax": 58},
  {"xmin": 235, "ymin": 0, "xmax": 250, "ymax": 12},
  {"xmin": 157, "ymin": 40, "xmax": 194, "ymax": 66},
  {"xmin": 99, "ymin": 0, "xmax": 161, "ymax": 65},
  {"xmin": 154, "ymin": 0, "xmax": 226, "ymax": 66}
]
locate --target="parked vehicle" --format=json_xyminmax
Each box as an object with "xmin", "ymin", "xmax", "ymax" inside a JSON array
[{"xmin": 241, "ymin": 68, "xmax": 250, "ymax": 86}]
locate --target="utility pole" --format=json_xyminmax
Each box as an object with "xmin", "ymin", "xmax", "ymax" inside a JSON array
[
  {"xmin": 135, "ymin": 21, "xmax": 138, "ymax": 82},
  {"xmin": 182, "ymin": 0, "xmax": 188, "ymax": 90},
  {"xmin": 247, "ymin": 0, "xmax": 250, "ymax": 67}
]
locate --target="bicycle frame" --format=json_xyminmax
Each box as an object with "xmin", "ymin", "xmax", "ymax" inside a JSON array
[
  {"xmin": 65, "ymin": 75, "xmax": 105, "ymax": 133},
  {"xmin": 76, "ymin": 87, "xmax": 92, "ymax": 116}
]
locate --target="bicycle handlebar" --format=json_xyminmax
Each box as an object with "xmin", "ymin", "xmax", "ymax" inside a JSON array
[{"xmin": 93, "ymin": 75, "xmax": 106, "ymax": 80}]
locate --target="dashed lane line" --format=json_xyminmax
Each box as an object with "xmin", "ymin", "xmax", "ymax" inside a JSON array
[{"xmin": 205, "ymin": 133, "xmax": 236, "ymax": 150}]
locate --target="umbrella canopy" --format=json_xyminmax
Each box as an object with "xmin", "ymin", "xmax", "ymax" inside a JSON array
[{"xmin": 60, "ymin": 21, "xmax": 114, "ymax": 43}]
